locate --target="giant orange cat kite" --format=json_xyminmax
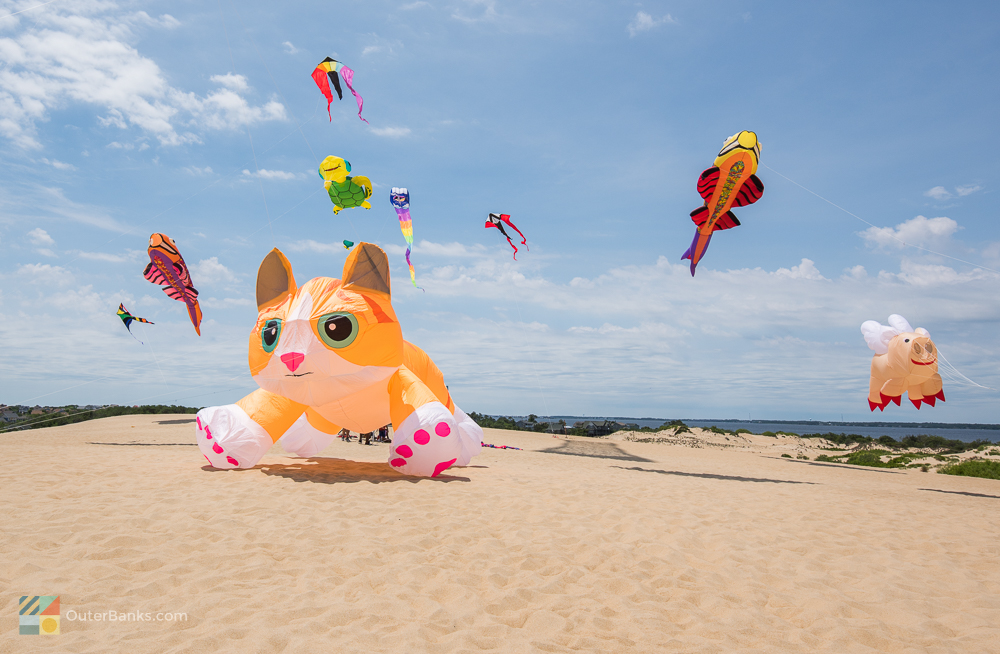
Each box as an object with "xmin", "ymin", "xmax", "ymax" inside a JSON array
[
  {"xmin": 861, "ymin": 314, "xmax": 945, "ymax": 411},
  {"xmin": 194, "ymin": 243, "xmax": 482, "ymax": 477},
  {"xmin": 682, "ymin": 131, "xmax": 765, "ymax": 275}
]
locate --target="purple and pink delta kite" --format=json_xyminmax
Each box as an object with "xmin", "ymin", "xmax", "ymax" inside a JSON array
[{"xmin": 311, "ymin": 57, "xmax": 367, "ymax": 124}]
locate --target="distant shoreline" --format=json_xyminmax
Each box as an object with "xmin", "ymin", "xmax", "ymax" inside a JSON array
[{"xmin": 527, "ymin": 416, "xmax": 1000, "ymax": 431}]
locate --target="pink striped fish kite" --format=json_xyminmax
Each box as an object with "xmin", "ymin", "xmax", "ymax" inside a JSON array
[
  {"xmin": 390, "ymin": 188, "xmax": 421, "ymax": 290},
  {"xmin": 143, "ymin": 233, "xmax": 202, "ymax": 335},
  {"xmin": 312, "ymin": 57, "xmax": 368, "ymax": 124}
]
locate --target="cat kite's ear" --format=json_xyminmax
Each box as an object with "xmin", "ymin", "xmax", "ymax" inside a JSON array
[
  {"xmin": 257, "ymin": 248, "xmax": 297, "ymax": 311},
  {"xmin": 343, "ymin": 242, "xmax": 391, "ymax": 297}
]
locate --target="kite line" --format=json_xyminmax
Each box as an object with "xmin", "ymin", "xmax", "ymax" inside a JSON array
[{"xmin": 762, "ymin": 163, "xmax": 1000, "ymax": 276}]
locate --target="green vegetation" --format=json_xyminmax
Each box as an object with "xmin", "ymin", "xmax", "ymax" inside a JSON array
[
  {"xmin": 800, "ymin": 432, "xmax": 993, "ymax": 454},
  {"xmin": 938, "ymin": 460, "xmax": 1000, "ymax": 480},
  {"xmin": 2, "ymin": 405, "xmax": 200, "ymax": 432},
  {"xmin": 734, "ymin": 428, "xmax": 751, "ymax": 434},
  {"xmin": 466, "ymin": 412, "xmax": 563, "ymax": 434},
  {"xmin": 781, "ymin": 453, "xmax": 791, "ymax": 458},
  {"xmin": 815, "ymin": 449, "xmax": 928, "ymax": 468}
]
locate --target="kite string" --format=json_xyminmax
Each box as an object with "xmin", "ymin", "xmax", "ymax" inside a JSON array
[
  {"xmin": 761, "ymin": 163, "xmax": 1000, "ymax": 276},
  {"xmin": 936, "ymin": 347, "xmax": 994, "ymax": 391},
  {"xmin": 510, "ymin": 290, "xmax": 551, "ymax": 417},
  {"xmin": 218, "ymin": 0, "xmax": 275, "ymax": 246},
  {"xmin": 0, "ymin": 0, "xmax": 60, "ymax": 20},
  {"xmin": 226, "ymin": 0, "xmax": 319, "ymax": 166},
  {"xmin": 137, "ymin": 322, "xmax": 171, "ymax": 389}
]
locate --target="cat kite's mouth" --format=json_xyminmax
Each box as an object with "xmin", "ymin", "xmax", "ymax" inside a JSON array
[{"xmin": 286, "ymin": 372, "xmax": 313, "ymax": 377}]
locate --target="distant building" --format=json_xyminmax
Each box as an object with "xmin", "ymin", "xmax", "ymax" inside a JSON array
[{"xmin": 2, "ymin": 411, "xmax": 18, "ymax": 423}]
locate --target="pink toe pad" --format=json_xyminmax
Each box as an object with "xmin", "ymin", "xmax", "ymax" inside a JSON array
[
  {"xmin": 390, "ymin": 458, "xmax": 407, "ymax": 468},
  {"xmin": 226, "ymin": 456, "xmax": 239, "ymax": 467},
  {"xmin": 413, "ymin": 429, "xmax": 430, "ymax": 445},
  {"xmin": 395, "ymin": 445, "xmax": 413, "ymax": 458},
  {"xmin": 435, "ymin": 422, "xmax": 451, "ymax": 437},
  {"xmin": 432, "ymin": 458, "xmax": 457, "ymax": 478},
  {"xmin": 212, "ymin": 442, "xmax": 224, "ymax": 454}
]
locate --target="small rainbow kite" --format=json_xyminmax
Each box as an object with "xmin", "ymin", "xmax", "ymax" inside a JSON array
[
  {"xmin": 311, "ymin": 57, "xmax": 367, "ymax": 123},
  {"xmin": 117, "ymin": 303, "xmax": 153, "ymax": 343},
  {"xmin": 390, "ymin": 188, "xmax": 422, "ymax": 290}
]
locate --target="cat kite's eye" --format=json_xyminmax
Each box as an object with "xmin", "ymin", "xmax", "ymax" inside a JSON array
[
  {"xmin": 261, "ymin": 319, "xmax": 282, "ymax": 353},
  {"xmin": 318, "ymin": 312, "xmax": 358, "ymax": 349}
]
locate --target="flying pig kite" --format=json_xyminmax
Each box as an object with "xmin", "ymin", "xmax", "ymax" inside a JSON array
[
  {"xmin": 390, "ymin": 188, "xmax": 421, "ymax": 289},
  {"xmin": 486, "ymin": 213, "xmax": 528, "ymax": 260},
  {"xmin": 861, "ymin": 314, "xmax": 945, "ymax": 411},
  {"xmin": 319, "ymin": 155, "xmax": 372, "ymax": 214},
  {"xmin": 117, "ymin": 303, "xmax": 153, "ymax": 342},
  {"xmin": 312, "ymin": 57, "xmax": 368, "ymax": 123},
  {"xmin": 143, "ymin": 233, "xmax": 203, "ymax": 335},
  {"xmin": 682, "ymin": 131, "xmax": 765, "ymax": 276}
]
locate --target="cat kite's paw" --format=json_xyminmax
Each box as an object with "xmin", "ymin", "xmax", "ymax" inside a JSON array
[
  {"xmin": 453, "ymin": 406, "xmax": 483, "ymax": 466},
  {"xmin": 389, "ymin": 402, "xmax": 463, "ymax": 477},
  {"xmin": 277, "ymin": 413, "xmax": 337, "ymax": 457},
  {"xmin": 196, "ymin": 405, "xmax": 273, "ymax": 470}
]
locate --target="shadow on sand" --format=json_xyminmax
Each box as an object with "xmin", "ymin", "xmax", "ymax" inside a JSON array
[
  {"xmin": 200, "ymin": 457, "xmax": 471, "ymax": 484},
  {"xmin": 919, "ymin": 487, "xmax": 1000, "ymax": 500},
  {"xmin": 612, "ymin": 465, "xmax": 817, "ymax": 485},
  {"xmin": 540, "ymin": 440, "xmax": 654, "ymax": 462},
  {"xmin": 155, "ymin": 419, "xmax": 197, "ymax": 425}
]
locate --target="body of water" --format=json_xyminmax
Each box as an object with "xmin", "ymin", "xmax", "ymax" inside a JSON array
[{"xmin": 533, "ymin": 416, "xmax": 1000, "ymax": 444}]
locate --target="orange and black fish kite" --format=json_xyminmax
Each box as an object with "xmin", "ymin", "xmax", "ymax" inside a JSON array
[{"xmin": 682, "ymin": 131, "xmax": 765, "ymax": 276}]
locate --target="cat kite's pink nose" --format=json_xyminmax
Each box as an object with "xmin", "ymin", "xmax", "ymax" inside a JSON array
[{"xmin": 280, "ymin": 352, "xmax": 305, "ymax": 372}]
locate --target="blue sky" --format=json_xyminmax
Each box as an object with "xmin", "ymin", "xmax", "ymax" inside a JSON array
[{"xmin": 1, "ymin": 0, "xmax": 999, "ymax": 422}]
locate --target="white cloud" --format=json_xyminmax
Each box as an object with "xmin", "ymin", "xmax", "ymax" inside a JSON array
[
  {"xmin": 627, "ymin": 11, "xmax": 677, "ymax": 37},
  {"xmin": 41, "ymin": 157, "xmax": 76, "ymax": 170},
  {"xmin": 955, "ymin": 184, "xmax": 982, "ymax": 197},
  {"xmin": 860, "ymin": 215, "xmax": 959, "ymax": 249},
  {"xmin": 452, "ymin": 0, "xmax": 497, "ymax": 23},
  {"xmin": 209, "ymin": 73, "xmax": 249, "ymax": 93},
  {"xmin": 925, "ymin": 184, "xmax": 983, "ymax": 200},
  {"xmin": 401, "ymin": 1, "xmax": 431, "ymax": 9},
  {"xmin": 183, "ymin": 165, "xmax": 213, "ymax": 176},
  {"xmin": 77, "ymin": 250, "xmax": 139, "ymax": 263},
  {"xmin": 384, "ymin": 240, "xmax": 488, "ymax": 258},
  {"xmin": 35, "ymin": 248, "xmax": 56, "ymax": 257},
  {"xmin": 191, "ymin": 257, "xmax": 238, "ymax": 284},
  {"xmin": 774, "ymin": 258, "xmax": 825, "ymax": 280},
  {"xmin": 27, "ymin": 227, "xmax": 54, "ymax": 245},
  {"xmin": 200, "ymin": 296, "xmax": 253, "ymax": 308},
  {"xmin": 241, "ymin": 168, "xmax": 299, "ymax": 180},
  {"xmin": 370, "ymin": 126, "xmax": 411, "ymax": 138},
  {"xmin": 285, "ymin": 239, "xmax": 346, "ymax": 255},
  {"xmin": 282, "ymin": 41, "xmax": 298, "ymax": 54},
  {"xmin": 16, "ymin": 262, "xmax": 73, "ymax": 285},
  {"xmin": 0, "ymin": 4, "xmax": 286, "ymax": 148}
]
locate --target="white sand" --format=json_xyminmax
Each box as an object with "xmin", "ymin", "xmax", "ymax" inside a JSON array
[{"xmin": 2, "ymin": 415, "xmax": 999, "ymax": 652}]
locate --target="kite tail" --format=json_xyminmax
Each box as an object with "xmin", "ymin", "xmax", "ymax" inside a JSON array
[
  {"xmin": 405, "ymin": 245, "xmax": 424, "ymax": 291},
  {"xmin": 504, "ymin": 218, "xmax": 528, "ymax": 251},
  {"xmin": 507, "ymin": 236, "xmax": 518, "ymax": 260},
  {"xmin": 339, "ymin": 67, "xmax": 369, "ymax": 124}
]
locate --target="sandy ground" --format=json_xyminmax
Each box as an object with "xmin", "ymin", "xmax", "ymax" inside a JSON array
[{"xmin": 2, "ymin": 415, "xmax": 999, "ymax": 653}]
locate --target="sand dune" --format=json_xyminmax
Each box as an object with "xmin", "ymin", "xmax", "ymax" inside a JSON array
[{"xmin": 2, "ymin": 415, "xmax": 999, "ymax": 652}]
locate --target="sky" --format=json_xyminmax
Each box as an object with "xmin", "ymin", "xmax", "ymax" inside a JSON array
[{"xmin": 1, "ymin": 0, "xmax": 999, "ymax": 422}]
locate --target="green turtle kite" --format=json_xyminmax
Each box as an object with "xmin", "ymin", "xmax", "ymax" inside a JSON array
[{"xmin": 319, "ymin": 155, "xmax": 372, "ymax": 214}]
